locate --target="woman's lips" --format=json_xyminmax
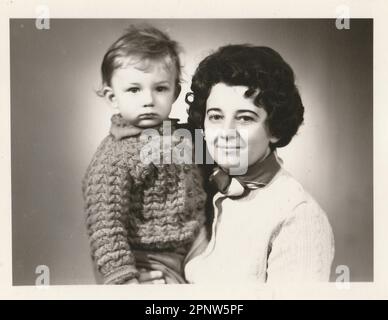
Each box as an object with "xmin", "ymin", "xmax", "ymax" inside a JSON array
[{"xmin": 215, "ymin": 145, "xmax": 241, "ymax": 149}]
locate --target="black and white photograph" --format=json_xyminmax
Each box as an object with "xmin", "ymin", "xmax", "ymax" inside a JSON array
[{"xmin": 1, "ymin": 0, "xmax": 387, "ymax": 300}]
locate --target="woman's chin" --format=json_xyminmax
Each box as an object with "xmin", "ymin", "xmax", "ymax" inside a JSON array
[{"xmin": 215, "ymin": 158, "xmax": 244, "ymax": 171}]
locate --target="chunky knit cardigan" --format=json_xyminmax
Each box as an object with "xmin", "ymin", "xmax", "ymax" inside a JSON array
[{"xmin": 83, "ymin": 114, "xmax": 207, "ymax": 284}]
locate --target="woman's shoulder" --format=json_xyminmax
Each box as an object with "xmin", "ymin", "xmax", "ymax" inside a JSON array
[{"xmin": 269, "ymin": 168, "xmax": 330, "ymax": 221}]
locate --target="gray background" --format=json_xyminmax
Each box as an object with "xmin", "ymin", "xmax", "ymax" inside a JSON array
[{"xmin": 11, "ymin": 19, "xmax": 373, "ymax": 284}]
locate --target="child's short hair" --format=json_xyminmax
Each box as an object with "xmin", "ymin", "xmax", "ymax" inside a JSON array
[
  {"xmin": 98, "ymin": 25, "xmax": 182, "ymax": 96},
  {"xmin": 186, "ymin": 44, "xmax": 304, "ymax": 149}
]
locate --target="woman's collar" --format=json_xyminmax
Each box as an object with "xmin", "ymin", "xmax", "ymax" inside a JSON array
[{"xmin": 234, "ymin": 150, "xmax": 282, "ymax": 188}]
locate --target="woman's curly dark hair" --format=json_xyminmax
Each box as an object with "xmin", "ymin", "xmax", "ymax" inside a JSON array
[{"xmin": 186, "ymin": 44, "xmax": 304, "ymax": 149}]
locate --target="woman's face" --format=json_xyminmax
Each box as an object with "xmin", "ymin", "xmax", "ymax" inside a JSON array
[{"xmin": 204, "ymin": 83, "xmax": 278, "ymax": 174}]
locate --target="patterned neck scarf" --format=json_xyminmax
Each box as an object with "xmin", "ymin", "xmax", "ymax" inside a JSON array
[{"xmin": 209, "ymin": 151, "xmax": 282, "ymax": 197}]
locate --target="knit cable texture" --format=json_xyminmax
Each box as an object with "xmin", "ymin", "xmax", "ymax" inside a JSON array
[{"xmin": 83, "ymin": 117, "xmax": 207, "ymax": 284}]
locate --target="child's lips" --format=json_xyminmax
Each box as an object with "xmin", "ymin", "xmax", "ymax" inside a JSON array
[{"xmin": 138, "ymin": 113, "xmax": 158, "ymax": 120}]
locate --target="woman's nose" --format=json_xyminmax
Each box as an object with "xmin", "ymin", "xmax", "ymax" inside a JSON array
[
  {"xmin": 221, "ymin": 117, "xmax": 236, "ymax": 130},
  {"xmin": 219, "ymin": 119, "xmax": 239, "ymax": 141}
]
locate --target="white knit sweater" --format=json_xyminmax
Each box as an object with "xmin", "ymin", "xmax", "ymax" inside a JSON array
[{"xmin": 184, "ymin": 168, "xmax": 335, "ymax": 283}]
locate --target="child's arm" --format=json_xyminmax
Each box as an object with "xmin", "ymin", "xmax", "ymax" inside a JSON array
[{"xmin": 83, "ymin": 138, "xmax": 139, "ymax": 284}]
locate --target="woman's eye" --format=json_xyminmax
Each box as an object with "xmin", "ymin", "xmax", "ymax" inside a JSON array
[
  {"xmin": 127, "ymin": 87, "xmax": 140, "ymax": 93},
  {"xmin": 237, "ymin": 116, "xmax": 254, "ymax": 123},
  {"xmin": 208, "ymin": 114, "xmax": 223, "ymax": 121}
]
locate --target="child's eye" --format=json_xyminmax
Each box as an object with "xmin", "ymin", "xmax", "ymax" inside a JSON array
[
  {"xmin": 127, "ymin": 87, "xmax": 140, "ymax": 93},
  {"xmin": 155, "ymin": 86, "xmax": 169, "ymax": 92}
]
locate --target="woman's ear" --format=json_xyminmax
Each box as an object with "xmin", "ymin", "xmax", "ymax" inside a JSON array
[
  {"xmin": 269, "ymin": 136, "xmax": 280, "ymax": 144},
  {"xmin": 103, "ymin": 86, "xmax": 119, "ymax": 110},
  {"xmin": 265, "ymin": 125, "xmax": 280, "ymax": 144}
]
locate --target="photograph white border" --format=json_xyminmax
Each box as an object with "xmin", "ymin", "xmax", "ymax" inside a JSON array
[{"xmin": 1, "ymin": 0, "xmax": 387, "ymax": 300}]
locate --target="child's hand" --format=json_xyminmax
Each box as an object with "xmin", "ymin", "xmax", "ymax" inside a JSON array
[{"xmin": 138, "ymin": 269, "xmax": 166, "ymax": 284}]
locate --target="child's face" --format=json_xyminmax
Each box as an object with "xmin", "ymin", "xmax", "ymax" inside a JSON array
[
  {"xmin": 107, "ymin": 58, "xmax": 178, "ymax": 127},
  {"xmin": 204, "ymin": 83, "xmax": 278, "ymax": 172}
]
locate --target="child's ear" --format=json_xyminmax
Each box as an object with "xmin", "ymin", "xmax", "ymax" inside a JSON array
[
  {"xmin": 173, "ymin": 84, "xmax": 181, "ymax": 102},
  {"xmin": 103, "ymin": 86, "xmax": 119, "ymax": 110}
]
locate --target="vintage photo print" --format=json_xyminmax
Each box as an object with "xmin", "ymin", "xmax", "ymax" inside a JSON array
[{"xmin": 1, "ymin": 0, "xmax": 387, "ymax": 299}]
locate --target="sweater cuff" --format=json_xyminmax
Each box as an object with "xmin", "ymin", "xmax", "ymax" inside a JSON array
[{"xmin": 103, "ymin": 265, "xmax": 140, "ymax": 284}]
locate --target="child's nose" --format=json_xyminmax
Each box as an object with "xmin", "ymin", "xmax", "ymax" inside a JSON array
[{"xmin": 142, "ymin": 90, "xmax": 155, "ymax": 107}]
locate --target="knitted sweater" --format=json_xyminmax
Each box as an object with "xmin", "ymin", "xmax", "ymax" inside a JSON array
[
  {"xmin": 184, "ymin": 156, "xmax": 335, "ymax": 283},
  {"xmin": 83, "ymin": 114, "xmax": 207, "ymax": 284}
]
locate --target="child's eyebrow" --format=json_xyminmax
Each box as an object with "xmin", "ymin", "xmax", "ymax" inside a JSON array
[{"xmin": 154, "ymin": 80, "xmax": 171, "ymax": 85}]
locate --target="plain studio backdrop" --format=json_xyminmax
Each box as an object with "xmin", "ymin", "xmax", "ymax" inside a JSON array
[{"xmin": 11, "ymin": 19, "xmax": 373, "ymax": 284}]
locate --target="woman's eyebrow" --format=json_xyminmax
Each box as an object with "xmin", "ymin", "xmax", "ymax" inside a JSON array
[
  {"xmin": 236, "ymin": 109, "xmax": 259, "ymax": 116},
  {"xmin": 206, "ymin": 108, "xmax": 222, "ymax": 114}
]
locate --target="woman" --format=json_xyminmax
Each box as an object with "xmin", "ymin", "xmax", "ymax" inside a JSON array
[{"xmin": 182, "ymin": 44, "xmax": 335, "ymax": 283}]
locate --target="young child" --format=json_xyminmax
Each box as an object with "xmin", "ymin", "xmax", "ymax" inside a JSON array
[{"xmin": 82, "ymin": 25, "xmax": 207, "ymax": 284}]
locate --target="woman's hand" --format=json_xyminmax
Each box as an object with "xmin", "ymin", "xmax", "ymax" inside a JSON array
[{"xmin": 137, "ymin": 269, "xmax": 166, "ymax": 284}]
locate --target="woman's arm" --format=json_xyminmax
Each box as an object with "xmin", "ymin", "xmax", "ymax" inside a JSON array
[
  {"xmin": 183, "ymin": 225, "xmax": 209, "ymax": 267},
  {"xmin": 266, "ymin": 201, "xmax": 335, "ymax": 283}
]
